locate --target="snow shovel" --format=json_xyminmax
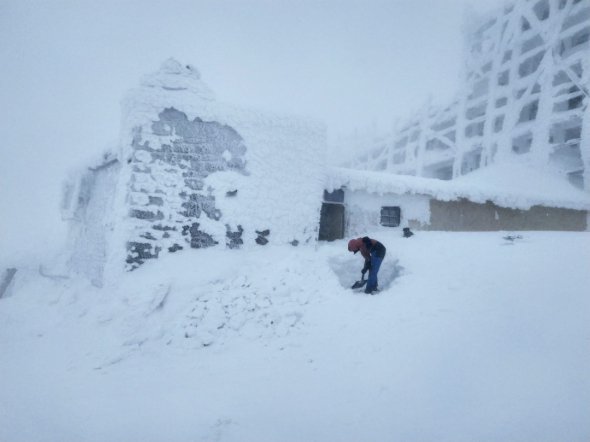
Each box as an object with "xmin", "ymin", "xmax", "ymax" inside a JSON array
[{"xmin": 351, "ymin": 274, "xmax": 367, "ymax": 289}]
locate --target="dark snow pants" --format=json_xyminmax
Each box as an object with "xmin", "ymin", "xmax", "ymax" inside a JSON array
[{"xmin": 366, "ymin": 250, "xmax": 384, "ymax": 292}]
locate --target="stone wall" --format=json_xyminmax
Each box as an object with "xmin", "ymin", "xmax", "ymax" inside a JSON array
[
  {"xmin": 64, "ymin": 60, "xmax": 327, "ymax": 281},
  {"xmin": 125, "ymin": 107, "xmax": 248, "ymax": 269}
]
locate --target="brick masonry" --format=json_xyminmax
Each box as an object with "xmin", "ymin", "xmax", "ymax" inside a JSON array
[{"xmin": 126, "ymin": 107, "xmax": 248, "ymax": 269}]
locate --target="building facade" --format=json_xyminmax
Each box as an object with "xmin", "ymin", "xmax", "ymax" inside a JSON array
[{"xmin": 318, "ymin": 166, "xmax": 590, "ymax": 240}]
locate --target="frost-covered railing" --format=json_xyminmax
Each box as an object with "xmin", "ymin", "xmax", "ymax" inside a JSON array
[{"xmin": 344, "ymin": 0, "xmax": 590, "ymax": 191}]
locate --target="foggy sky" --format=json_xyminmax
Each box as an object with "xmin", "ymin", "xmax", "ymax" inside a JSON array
[{"xmin": 0, "ymin": 0, "xmax": 497, "ymax": 260}]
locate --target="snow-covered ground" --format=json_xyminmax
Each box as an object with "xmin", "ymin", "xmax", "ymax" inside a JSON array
[{"xmin": 1, "ymin": 231, "xmax": 589, "ymax": 442}]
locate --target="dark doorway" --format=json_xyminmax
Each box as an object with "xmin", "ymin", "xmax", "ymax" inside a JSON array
[{"xmin": 319, "ymin": 203, "xmax": 345, "ymax": 241}]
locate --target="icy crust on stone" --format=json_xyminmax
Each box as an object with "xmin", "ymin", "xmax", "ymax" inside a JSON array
[
  {"xmin": 327, "ymin": 161, "xmax": 590, "ymax": 211},
  {"xmin": 116, "ymin": 59, "xmax": 327, "ymax": 270}
]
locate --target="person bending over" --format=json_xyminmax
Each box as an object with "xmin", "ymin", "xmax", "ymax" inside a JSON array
[{"xmin": 347, "ymin": 236, "xmax": 386, "ymax": 294}]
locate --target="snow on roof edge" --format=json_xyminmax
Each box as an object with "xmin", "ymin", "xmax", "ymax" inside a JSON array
[{"xmin": 326, "ymin": 167, "xmax": 590, "ymax": 211}]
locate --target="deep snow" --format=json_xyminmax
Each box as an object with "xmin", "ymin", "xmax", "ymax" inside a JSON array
[{"xmin": 1, "ymin": 231, "xmax": 589, "ymax": 441}]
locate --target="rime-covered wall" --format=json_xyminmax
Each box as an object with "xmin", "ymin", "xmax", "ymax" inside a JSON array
[
  {"xmin": 341, "ymin": 189, "xmax": 587, "ymax": 234},
  {"xmin": 125, "ymin": 107, "xmax": 249, "ymax": 269},
  {"xmin": 328, "ymin": 166, "xmax": 589, "ymax": 235},
  {"xmin": 344, "ymin": 190, "xmax": 430, "ymax": 236},
  {"xmin": 116, "ymin": 60, "xmax": 326, "ymax": 272},
  {"xmin": 65, "ymin": 59, "xmax": 327, "ymax": 281},
  {"xmin": 63, "ymin": 157, "xmax": 120, "ymax": 286}
]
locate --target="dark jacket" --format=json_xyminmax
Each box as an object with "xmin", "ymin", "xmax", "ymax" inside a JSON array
[{"xmin": 348, "ymin": 237, "xmax": 386, "ymax": 260}]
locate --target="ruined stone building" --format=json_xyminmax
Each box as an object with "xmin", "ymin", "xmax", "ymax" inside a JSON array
[{"xmin": 61, "ymin": 59, "xmax": 326, "ymax": 285}]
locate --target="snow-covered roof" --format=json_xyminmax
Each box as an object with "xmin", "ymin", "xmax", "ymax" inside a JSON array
[{"xmin": 327, "ymin": 162, "xmax": 590, "ymax": 211}]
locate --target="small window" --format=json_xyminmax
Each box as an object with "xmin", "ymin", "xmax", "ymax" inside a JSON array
[{"xmin": 380, "ymin": 206, "xmax": 401, "ymax": 227}]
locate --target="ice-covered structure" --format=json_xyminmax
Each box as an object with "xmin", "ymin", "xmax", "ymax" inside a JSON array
[
  {"xmin": 319, "ymin": 0, "xmax": 590, "ymax": 239},
  {"xmin": 343, "ymin": 0, "xmax": 590, "ymax": 191},
  {"xmin": 319, "ymin": 163, "xmax": 590, "ymax": 239},
  {"xmin": 62, "ymin": 59, "xmax": 326, "ymax": 285}
]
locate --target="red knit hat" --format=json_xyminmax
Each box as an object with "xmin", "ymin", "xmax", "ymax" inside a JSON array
[{"xmin": 348, "ymin": 238, "xmax": 362, "ymax": 252}]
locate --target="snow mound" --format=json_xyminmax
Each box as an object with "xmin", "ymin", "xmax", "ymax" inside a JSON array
[{"xmin": 79, "ymin": 244, "xmax": 344, "ymax": 365}]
